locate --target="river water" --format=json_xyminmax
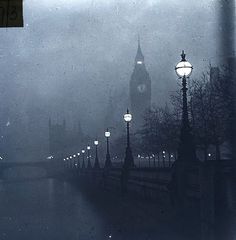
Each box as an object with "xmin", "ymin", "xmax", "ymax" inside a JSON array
[{"xmin": 0, "ymin": 177, "xmax": 190, "ymax": 240}]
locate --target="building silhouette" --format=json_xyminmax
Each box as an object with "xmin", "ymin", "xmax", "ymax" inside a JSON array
[
  {"xmin": 48, "ymin": 118, "xmax": 84, "ymax": 157},
  {"xmin": 130, "ymin": 37, "xmax": 151, "ymax": 129},
  {"xmin": 49, "ymin": 118, "xmax": 66, "ymax": 156}
]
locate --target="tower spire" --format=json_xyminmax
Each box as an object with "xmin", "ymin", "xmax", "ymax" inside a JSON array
[
  {"xmin": 130, "ymin": 35, "xmax": 151, "ymax": 129},
  {"xmin": 135, "ymin": 35, "xmax": 144, "ymax": 64}
]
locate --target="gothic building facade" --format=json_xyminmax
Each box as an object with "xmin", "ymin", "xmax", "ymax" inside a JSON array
[
  {"xmin": 130, "ymin": 39, "xmax": 151, "ymax": 129},
  {"xmin": 48, "ymin": 119, "xmax": 84, "ymax": 157}
]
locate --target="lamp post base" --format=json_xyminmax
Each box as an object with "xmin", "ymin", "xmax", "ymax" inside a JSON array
[
  {"xmin": 94, "ymin": 157, "xmax": 100, "ymax": 169},
  {"xmin": 87, "ymin": 160, "xmax": 92, "ymax": 169},
  {"xmin": 104, "ymin": 153, "xmax": 112, "ymax": 168},
  {"xmin": 123, "ymin": 146, "xmax": 135, "ymax": 169}
]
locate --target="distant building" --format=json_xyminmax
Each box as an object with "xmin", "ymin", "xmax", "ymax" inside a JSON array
[
  {"xmin": 49, "ymin": 118, "xmax": 66, "ymax": 157},
  {"xmin": 48, "ymin": 118, "xmax": 84, "ymax": 157},
  {"xmin": 130, "ymin": 38, "xmax": 151, "ymax": 129}
]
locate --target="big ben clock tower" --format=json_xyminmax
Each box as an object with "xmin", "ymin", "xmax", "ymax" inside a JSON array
[{"xmin": 130, "ymin": 38, "xmax": 151, "ymax": 128}]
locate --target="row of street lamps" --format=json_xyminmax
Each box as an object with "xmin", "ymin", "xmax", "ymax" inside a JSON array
[
  {"xmin": 62, "ymin": 51, "xmax": 196, "ymax": 170},
  {"xmin": 63, "ymin": 109, "xmax": 134, "ymax": 169}
]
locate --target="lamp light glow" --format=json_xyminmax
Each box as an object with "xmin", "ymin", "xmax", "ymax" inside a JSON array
[
  {"xmin": 124, "ymin": 109, "xmax": 132, "ymax": 122},
  {"xmin": 105, "ymin": 130, "xmax": 110, "ymax": 138},
  {"xmin": 175, "ymin": 51, "xmax": 193, "ymax": 78}
]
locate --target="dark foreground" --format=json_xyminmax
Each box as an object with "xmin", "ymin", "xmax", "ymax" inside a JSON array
[{"xmin": 0, "ymin": 177, "xmax": 196, "ymax": 240}]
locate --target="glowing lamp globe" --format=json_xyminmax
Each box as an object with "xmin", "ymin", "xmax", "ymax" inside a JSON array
[
  {"xmin": 124, "ymin": 109, "xmax": 132, "ymax": 122},
  {"xmin": 87, "ymin": 146, "xmax": 91, "ymax": 150},
  {"xmin": 94, "ymin": 140, "xmax": 99, "ymax": 146},
  {"xmin": 82, "ymin": 150, "xmax": 85, "ymax": 154},
  {"xmin": 175, "ymin": 51, "xmax": 193, "ymax": 78},
  {"xmin": 105, "ymin": 129, "xmax": 110, "ymax": 138}
]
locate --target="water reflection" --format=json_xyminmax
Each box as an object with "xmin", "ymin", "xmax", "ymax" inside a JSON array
[
  {"xmin": 0, "ymin": 178, "xmax": 189, "ymax": 240},
  {"xmin": 0, "ymin": 178, "xmax": 106, "ymax": 240},
  {"xmin": 2, "ymin": 167, "xmax": 47, "ymax": 180}
]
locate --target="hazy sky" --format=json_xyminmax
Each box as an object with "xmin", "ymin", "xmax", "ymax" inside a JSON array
[{"xmin": 0, "ymin": 0, "xmax": 222, "ymax": 157}]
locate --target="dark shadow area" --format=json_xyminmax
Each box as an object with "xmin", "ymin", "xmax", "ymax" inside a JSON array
[
  {"xmin": 68, "ymin": 178, "xmax": 200, "ymax": 240},
  {"xmin": 0, "ymin": 177, "xmax": 198, "ymax": 240}
]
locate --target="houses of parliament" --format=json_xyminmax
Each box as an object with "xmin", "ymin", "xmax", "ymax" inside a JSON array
[{"xmin": 49, "ymin": 38, "xmax": 152, "ymax": 156}]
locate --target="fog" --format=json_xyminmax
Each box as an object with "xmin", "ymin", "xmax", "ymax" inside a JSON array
[{"xmin": 0, "ymin": 0, "xmax": 223, "ymax": 160}]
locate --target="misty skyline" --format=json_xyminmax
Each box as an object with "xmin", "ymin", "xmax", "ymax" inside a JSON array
[{"xmin": 0, "ymin": 0, "xmax": 224, "ymax": 159}]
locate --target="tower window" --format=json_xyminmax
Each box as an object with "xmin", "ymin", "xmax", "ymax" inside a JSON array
[{"xmin": 137, "ymin": 61, "xmax": 143, "ymax": 65}]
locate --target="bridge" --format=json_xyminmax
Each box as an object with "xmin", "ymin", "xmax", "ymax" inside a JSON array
[{"xmin": 0, "ymin": 160, "xmax": 63, "ymax": 179}]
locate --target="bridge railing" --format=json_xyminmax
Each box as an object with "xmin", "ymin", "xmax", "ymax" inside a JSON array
[
  {"xmin": 71, "ymin": 166, "xmax": 173, "ymax": 200},
  {"xmin": 63, "ymin": 160, "xmax": 233, "ymax": 203}
]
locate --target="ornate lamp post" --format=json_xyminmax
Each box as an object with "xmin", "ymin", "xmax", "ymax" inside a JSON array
[
  {"xmin": 81, "ymin": 149, "xmax": 85, "ymax": 168},
  {"xmin": 77, "ymin": 152, "xmax": 80, "ymax": 168},
  {"xmin": 87, "ymin": 145, "xmax": 92, "ymax": 168},
  {"xmin": 94, "ymin": 139, "xmax": 100, "ymax": 169},
  {"xmin": 69, "ymin": 156, "xmax": 73, "ymax": 168},
  {"xmin": 138, "ymin": 155, "xmax": 141, "ymax": 168},
  {"xmin": 162, "ymin": 151, "xmax": 166, "ymax": 168},
  {"xmin": 73, "ymin": 154, "xmax": 76, "ymax": 168},
  {"xmin": 104, "ymin": 129, "xmax": 112, "ymax": 168},
  {"xmin": 175, "ymin": 51, "xmax": 196, "ymax": 162},
  {"xmin": 123, "ymin": 109, "xmax": 134, "ymax": 168}
]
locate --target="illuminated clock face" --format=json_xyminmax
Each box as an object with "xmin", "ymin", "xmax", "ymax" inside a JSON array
[{"xmin": 137, "ymin": 84, "xmax": 146, "ymax": 93}]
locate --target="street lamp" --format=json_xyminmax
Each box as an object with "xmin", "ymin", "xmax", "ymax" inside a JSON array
[
  {"xmin": 104, "ymin": 129, "xmax": 112, "ymax": 168},
  {"xmin": 63, "ymin": 158, "xmax": 65, "ymax": 168},
  {"xmin": 87, "ymin": 145, "xmax": 92, "ymax": 168},
  {"xmin": 162, "ymin": 151, "xmax": 166, "ymax": 168},
  {"xmin": 69, "ymin": 156, "xmax": 73, "ymax": 168},
  {"xmin": 138, "ymin": 154, "xmax": 141, "ymax": 168},
  {"xmin": 77, "ymin": 152, "xmax": 80, "ymax": 168},
  {"xmin": 175, "ymin": 50, "xmax": 196, "ymax": 162},
  {"xmin": 73, "ymin": 154, "xmax": 76, "ymax": 168},
  {"xmin": 81, "ymin": 149, "xmax": 85, "ymax": 168},
  {"xmin": 94, "ymin": 139, "xmax": 100, "ymax": 169},
  {"xmin": 123, "ymin": 109, "xmax": 134, "ymax": 168},
  {"xmin": 65, "ymin": 157, "xmax": 69, "ymax": 168}
]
